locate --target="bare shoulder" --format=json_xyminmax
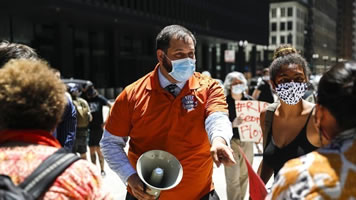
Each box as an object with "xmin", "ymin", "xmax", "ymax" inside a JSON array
[{"xmin": 260, "ymin": 108, "xmax": 267, "ymax": 133}]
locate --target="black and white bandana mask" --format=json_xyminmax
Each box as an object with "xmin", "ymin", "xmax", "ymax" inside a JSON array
[{"xmin": 275, "ymin": 82, "xmax": 308, "ymax": 105}]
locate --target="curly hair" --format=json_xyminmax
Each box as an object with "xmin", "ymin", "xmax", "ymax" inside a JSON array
[
  {"xmin": 272, "ymin": 44, "xmax": 298, "ymax": 60},
  {"xmin": 0, "ymin": 59, "xmax": 66, "ymax": 131},
  {"xmin": 269, "ymin": 44, "xmax": 310, "ymax": 84}
]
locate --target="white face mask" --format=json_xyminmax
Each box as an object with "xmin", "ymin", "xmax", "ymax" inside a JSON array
[
  {"xmin": 262, "ymin": 75, "xmax": 270, "ymax": 81},
  {"xmin": 275, "ymin": 82, "xmax": 307, "ymax": 105},
  {"xmin": 168, "ymin": 57, "xmax": 196, "ymax": 82},
  {"xmin": 231, "ymin": 84, "xmax": 246, "ymax": 95}
]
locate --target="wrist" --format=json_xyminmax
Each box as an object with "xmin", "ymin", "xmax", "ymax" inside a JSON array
[{"xmin": 212, "ymin": 136, "xmax": 227, "ymax": 146}]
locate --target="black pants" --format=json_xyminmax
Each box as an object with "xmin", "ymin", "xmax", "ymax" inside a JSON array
[{"xmin": 125, "ymin": 190, "xmax": 220, "ymax": 200}]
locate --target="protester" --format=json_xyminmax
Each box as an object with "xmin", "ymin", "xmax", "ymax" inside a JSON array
[
  {"xmin": 252, "ymin": 68, "xmax": 274, "ymax": 103},
  {"xmin": 68, "ymin": 83, "xmax": 92, "ymax": 159},
  {"xmin": 267, "ymin": 61, "xmax": 356, "ymax": 199},
  {"xmin": 223, "ymin": 71, "xmax": 254, "ymax": 200},
  {"xmin": 100, "ymin": 24, "xmax": 235, "ymax": 200},
  {"xmin": 0, "ymin": 40, "xmax": 77, "ymax": 150},
  {"xmin": 51, "ymin": 68, "xmax": 77, "ymax": 150},
  {"xmin": 258, "ymin": 44, "xmax": 329, "ymax": 184},
  {"xmin": 0, "ymin": 59, "xmax": 111, "ymax": 199},
  {"xmin": 84, "ymin": 84, "xmax": 111, "ymax": 176}
]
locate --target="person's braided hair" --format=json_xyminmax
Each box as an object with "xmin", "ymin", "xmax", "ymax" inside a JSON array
[{"xmin": 272, "ymin": 44, "xmax": 298, "ymax": 60}]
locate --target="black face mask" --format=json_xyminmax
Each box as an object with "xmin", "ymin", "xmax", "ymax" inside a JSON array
[{"xmin": 162, "ymin": 54, "xmax": 172, "ymax": 72}]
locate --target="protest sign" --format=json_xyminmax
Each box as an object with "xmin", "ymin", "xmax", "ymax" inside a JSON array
[{"xmin": 235, "ymin": 100, "xmax": 269, "ymax": 142}]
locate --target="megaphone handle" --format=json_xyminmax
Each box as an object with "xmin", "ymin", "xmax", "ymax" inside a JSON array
[
  {"xmin": 144, "ymin": 185, "xmax": 160, "ymax": 200},
  {"xmin": 143, "ymin": 183, "xmax": 147, "ymax": 193}
]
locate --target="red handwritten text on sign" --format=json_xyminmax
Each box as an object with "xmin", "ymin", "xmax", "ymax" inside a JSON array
[{"xmin": 235, "ymin": 101, "xmax": 269, "ymax": 142}]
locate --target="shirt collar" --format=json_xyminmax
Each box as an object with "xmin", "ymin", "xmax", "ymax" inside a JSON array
[{"xmin": 158, "ymin": 66, "xmax": 186, "ymax": 89}]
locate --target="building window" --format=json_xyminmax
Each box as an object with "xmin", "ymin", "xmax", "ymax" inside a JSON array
[
  {"xmin": 288, "ymin": 7, "xmax": 293, "ymax": 17},
  {"xmin": 288, "ymin": 34, "xmax": 293, "ymax": 44},
  {"xmin": 271, "ymin": 22, "xmax": 277, "ymax": 32},
  {"xmin": 271, "ymin": 36, "xmax": 276, "ymax": 45},
  {"xmin": 280, "ymin": 36, "xmax": 285, "ymax": 44},
  {"xmin": 281, "ymin": 7, "xmax": 285, "ymax": 17},
  {"xmin": 271, "ymin": 8, "xmax": 276, "ymax": 18},
  {"xmin": 287, "ymin": 21, "xmax": 293, "ymax": 30},
  {"xmin": 280, "ymin": 22, "xmax": 285, "ymax": 31}
]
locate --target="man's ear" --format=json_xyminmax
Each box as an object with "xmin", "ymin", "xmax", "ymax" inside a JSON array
[{"xmin": 157, "ymin": 49, "xmax": 164, "ymax": 63}]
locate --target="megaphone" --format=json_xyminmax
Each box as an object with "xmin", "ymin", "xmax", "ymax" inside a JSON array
[{"xmin": 136, "ymin": 150, "xmax": 183, "ymax": 198}]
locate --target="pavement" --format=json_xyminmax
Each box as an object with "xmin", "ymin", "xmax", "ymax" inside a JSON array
[{"xmin": 93, "ymin": 106, "xmax": 274, "ymax": 200}]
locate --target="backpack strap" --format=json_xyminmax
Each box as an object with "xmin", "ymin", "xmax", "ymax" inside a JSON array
[
  {"xmin": 19, "ymin": 148, "xmax": 80, "ymax": 199},
  {"xmin": 263, "ymin": 101, "xmax": 280, "ymax": 149}
]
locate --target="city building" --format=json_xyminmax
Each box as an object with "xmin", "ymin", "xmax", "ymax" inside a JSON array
[
  {"xmin": 353, "ymin": 0, "xmax": 356, "ymax": 60},
  {"xmin": 269, "ymin": 0, "xmax": 339, "ymax": 74},
  {"xmin": 269, "ymin": 0, "xmax": 308, "ymax": 52},
  {"xmin": 0, "ymin": 0, "xmax": 269, "ymax": 97},
  {"xmin": 337, "ymin": 0, "xmax": 355, "ymax": 61},
  {"xmin": 310, "ymin": 0, "xmax": 338, "ymax": 74}
]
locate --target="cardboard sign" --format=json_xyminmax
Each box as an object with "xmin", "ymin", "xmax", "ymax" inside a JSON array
[
  {"xmin": 235, "ymin": 100, "xmax": 269, "ymax": 142},
  {"xmin": 224, "ymin": 50, "xmax": 235, "ymax": 63}
]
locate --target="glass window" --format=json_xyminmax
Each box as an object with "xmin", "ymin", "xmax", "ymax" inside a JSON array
[
  {"xmin": 287, "ymin": 21, "xmax": 293, "ymax": 30},
  {"xmin": 288, "ymin": 34, "xmax": 293, "ymax": 44},
  {"xmin": 280, "ymin": 22, "xmax": 285, "ymax": 31},
  {"xmin": 288, "ymin": 7, "xmax": 293, "ymax": 17},
  {"xmin": 271, "ymin": 8, "xmax": 276, "ymax": 18},
  {"xmin": 271, "ymin": 22, "xmax": 277, "ymax": 32},
  {"xmin": 281, "ymin": 7, "xmax": 285, "ymax": 17},
  {"xmin": 271, "ymin": 36, "xmax": 276, "ymax": 45},
  {"xmin": 280, "ymin": 36, "xmax": 285, "ymax": 44}
]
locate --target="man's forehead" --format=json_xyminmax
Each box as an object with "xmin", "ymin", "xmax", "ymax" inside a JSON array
[
  {"xmin": 170, "ymin": 35, "xmax": 194, "ymax": 44},
  {"xmin": 168, "ymin": 37, "xmax": 195, "ymax": 50}
]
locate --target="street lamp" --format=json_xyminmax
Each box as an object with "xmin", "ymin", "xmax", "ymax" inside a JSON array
[
  {"xmin": 322, "ymin": 56, "xmax": 329, "ymax": 72},
  {"xmin": 312, "ymin": 54, "xmax": 319, "ymax": 74}
]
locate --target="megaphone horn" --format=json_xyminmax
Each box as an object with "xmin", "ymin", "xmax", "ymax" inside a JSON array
[{"xmin": 136, "ymin": 150, "xmax": 183, "ymax": 198}]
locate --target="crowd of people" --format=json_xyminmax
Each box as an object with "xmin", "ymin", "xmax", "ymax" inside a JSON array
[{"xmin": 0, "ymin": 24, "xmax": 355, "ymax": 200}]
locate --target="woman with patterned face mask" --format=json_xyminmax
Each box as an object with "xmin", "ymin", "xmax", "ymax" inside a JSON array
[
  {"xmin": 257, "ymin": 44, "xmax": 330, "ymax": 186},
  {"xmin": 223, "ymin": 71, "xmax": 254, "ymax": 200},
  {"xmin": 267, "ymin": 61, "xmax": 356, "ymax": 199}
]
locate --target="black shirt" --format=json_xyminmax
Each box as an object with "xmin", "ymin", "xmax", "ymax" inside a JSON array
[
  {"xmin": 86, "ymin": 95, "xmax": 110, "ymax": 129},
  {"xmin": 257, "ymin": 80, "xmax": 274, "ymax": 103},
  {"xmin": 263, "ymin": 107, "xmax": 317, "ymax": 175}
]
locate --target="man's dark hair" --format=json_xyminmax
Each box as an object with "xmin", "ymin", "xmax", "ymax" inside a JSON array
[
  {"xmin": 317, "ymin": 61, "xmax": 356, "ymax": 130},
  {"xmin": 156, "ymin": 25, "xmax": 196, "ymax": 53},
  {"xmin": 0, "ymin": 40, "xmax": 38, "ymax": 67}
]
